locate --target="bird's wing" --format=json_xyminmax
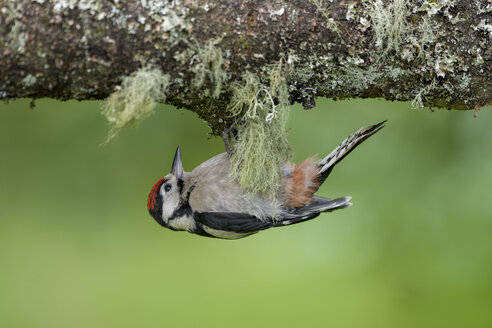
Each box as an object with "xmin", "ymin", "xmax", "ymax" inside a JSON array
[
  {"xmin": 194, "ymin": 196, "xmax": 350, "ymax": 239},
  {"xmin": 195, "ymin": 211, "xmax": 272, "ymax": 238}
]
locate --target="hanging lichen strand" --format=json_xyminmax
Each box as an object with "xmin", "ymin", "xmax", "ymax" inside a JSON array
[
  {"xmin": 102, "ymin": 67, "xmax": 170, "ymax": 143},
  {"xmin": 228, "ymin": 59, "xmax": 293, "ymax": 200}
]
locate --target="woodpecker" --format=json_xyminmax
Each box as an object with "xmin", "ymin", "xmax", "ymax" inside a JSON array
[{"xmin": 147, "ymin": 121, "xmax": 385, "ymax": 239}]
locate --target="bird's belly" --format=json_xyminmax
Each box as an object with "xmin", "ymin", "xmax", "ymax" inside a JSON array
[{"xmin": 201, "ymin": 225, "xmax": 252, "ymax": 239}]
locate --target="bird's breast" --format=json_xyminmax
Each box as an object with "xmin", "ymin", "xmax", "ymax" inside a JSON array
[{"xmin": 168, "ymin": 214, "xmax": 196, "ymax": 232}]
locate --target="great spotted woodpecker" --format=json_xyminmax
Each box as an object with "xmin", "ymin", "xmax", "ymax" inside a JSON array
[{"xmin": 147, "ymin": 121, "xmax": 385, "ymax": 239}]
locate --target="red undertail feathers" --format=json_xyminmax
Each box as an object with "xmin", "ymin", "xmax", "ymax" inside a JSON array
[{"xmin": 282, "ymin": 158, "xmax": 320, "ymax": 208}]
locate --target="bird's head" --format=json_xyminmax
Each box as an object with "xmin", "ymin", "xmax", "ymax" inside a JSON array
[{"xmin": 147, "ymin": 147, "xmax": 184, "ymax": 227}]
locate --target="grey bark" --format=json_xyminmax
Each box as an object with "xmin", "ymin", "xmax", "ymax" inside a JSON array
[{"xmin": 1, "ymin": 0, "xmax": 491, "ymax": 133}]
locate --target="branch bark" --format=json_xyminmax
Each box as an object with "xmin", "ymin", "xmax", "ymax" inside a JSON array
[{"xmin": 1, "ymin": 0, "xmax": 491, "ymax": 133}]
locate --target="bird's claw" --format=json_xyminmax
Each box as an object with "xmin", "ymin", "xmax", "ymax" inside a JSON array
[{"xmin": 222, "ymin": 127, "xmax": 233, "ymax": 155}]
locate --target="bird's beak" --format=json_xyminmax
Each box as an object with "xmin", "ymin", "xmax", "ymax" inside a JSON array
[{"xmin": 171, "ymin": 146, "xmax": 184, "ymax": 179}]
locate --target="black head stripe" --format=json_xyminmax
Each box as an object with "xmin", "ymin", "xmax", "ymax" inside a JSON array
[
  {"xmin": 149, "ymin": 198, "xmax": 167, "ymax": 228},
  {"xmin": 177, "ymin": 178, "xmax": 184, "ymax": 194},
  {"xmin": 170, "ymin": 201, "xmax": 193, "ymax": 220},
  {"xmin": 186, "ymin": 181, "xmax": 197, "ymax": 200}
]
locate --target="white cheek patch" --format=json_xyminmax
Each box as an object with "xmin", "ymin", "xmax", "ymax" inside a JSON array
[
  {"xmin": 160, "ymin": 187, "xmax": 180, "ymax": 223},
  {"xmin": 161, "ymin": 198, "xmax": 177, "ymax": 223}
]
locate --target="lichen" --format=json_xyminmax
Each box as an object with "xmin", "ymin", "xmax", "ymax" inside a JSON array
[
  {"xmin": 341, "ymin": 64, "xmax": 383, "ymax": 91},
  {"xmin": 475, "ymin": 20, "xmax": 492, "ymax": 38},
  {"xmin": 309, "ymin": 0, "xmax": 341, "ymax": 35},
  {"xmin": 365, "ymin": 0, "xmax": 409, "ymax": 55},
  {"xmin": 140, "ymin": 0, "xmax": 189, "ymax": 32},
  {"xmin": 228, "ymin": 59, "xmax": 293, "ymax": 199},
  {"xmin": 187, "ymin": 38, "xmax": 228, "ymax": 98},
  {"xmin": 411, "ymin": 79, "xmax": 436, "ymax": 109},
  {"xmin": 349, "ymin": 0, "xmax": 478, "ymax": 108},
  {"xmin": 52, "ymin": 0, "xmax": 102, "ymax": 14},
  {"xmin": 269, "ymin": 7, "xmax": 285, "ymax": 17},
  {"xmin": 3, "ymin": 2, "xmax": 27, "ymax": 54},
  {"xmin": 102, "ymin": 66, "xmax": 170, "ymax": 142},
  {"xmin": 21, "ymin": 74, "xmax": 37, "ymax": 87},
  {"xmin": 411, "ymin": 15, "xmax": 437, "ymax": 58},
  {"xmin": 7, "ymin": 21, "xmax": 28, "ymax": 54}
]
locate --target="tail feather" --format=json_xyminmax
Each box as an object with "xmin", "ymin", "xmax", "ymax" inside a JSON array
[
  {"xmin": 308, "ymin": 196, "xmax": 352, "ymax": 213},
  {"xmin": 275, "ymin": 196, "xmax": 352, "ymax": 227},
  {"xmin": 291, "ymin": 196, "xmax": 352, "ymax": 216},
  {"xmin": 278, "ymin": 121, "xmax": 384, "ymax": 228},
  {"xmin": 317, "ymin": 121, "xmax": 386, "ymax": 184}
]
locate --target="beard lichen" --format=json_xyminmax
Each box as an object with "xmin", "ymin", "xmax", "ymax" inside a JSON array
[
  {"xmin": 228, "ymin": 59, "xmax": 293, "ymax": 200},
  {"xmin": 365, "ymin": 0, "xmax": 410, "ymax": 55},
  {"xmin": 102, "ymin": 66, "xmax": 170, "ymax": 143},
  {"xmin": 188, "ymin": 38, "xmax": 228, "ymax": 98}
]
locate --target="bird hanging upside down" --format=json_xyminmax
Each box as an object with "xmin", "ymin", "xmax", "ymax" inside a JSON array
[{"xmin": 147, "ymin": 121, "xmax": 385, "ymax": 239}]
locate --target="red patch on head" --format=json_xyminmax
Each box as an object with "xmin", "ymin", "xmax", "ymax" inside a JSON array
[{"xmin": 147, "ymin": 178, "xmax": 165, "ymax": 211}]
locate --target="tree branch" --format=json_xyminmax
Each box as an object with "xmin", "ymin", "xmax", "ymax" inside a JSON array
[{"xmin": 1, "ymin": 0, "xmax": 491, "ymax": 133}]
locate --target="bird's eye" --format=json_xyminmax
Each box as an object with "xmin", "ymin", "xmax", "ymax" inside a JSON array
[{"xmin": 164, "ymin": 184, "xmax": 172, "ymax": 192}]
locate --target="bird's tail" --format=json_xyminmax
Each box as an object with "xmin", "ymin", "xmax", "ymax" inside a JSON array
[
  {"xmin": 316, "ymin": 121, "xmax": 386, "ymax": 186},
  {"xmin": 274, "ymin": 196, "xmax": 352, "ymax": 227}
]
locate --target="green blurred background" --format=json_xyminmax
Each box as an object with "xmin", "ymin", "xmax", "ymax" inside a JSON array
[{"xmin": 0, "ymin": 98, "xmax": 491, "ymax": 327}]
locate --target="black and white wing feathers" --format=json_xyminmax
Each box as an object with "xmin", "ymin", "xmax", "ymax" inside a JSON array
[{"xmin": 193, "ymin": 195, "xmax": 351, "ymax": 239}]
